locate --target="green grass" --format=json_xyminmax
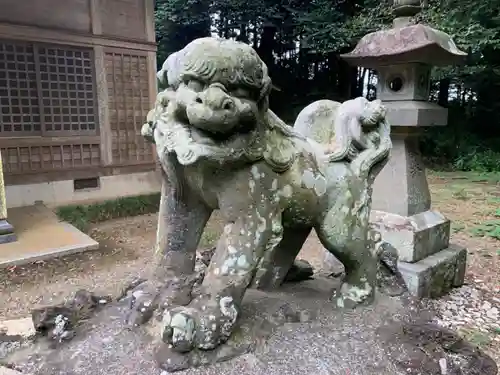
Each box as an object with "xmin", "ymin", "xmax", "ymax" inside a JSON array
[
  {"xmin": 469, "ymin": 219, "xmax": 500, "ymax": 240},
  {"xmin": 56, "ymin": 193, "xmax": 161, "ymax": 231}
]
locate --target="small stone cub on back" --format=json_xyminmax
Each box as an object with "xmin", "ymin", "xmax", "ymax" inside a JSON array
[{"xmin": 327, "ymin": 97, "xmax": 387, "ymax": 162}]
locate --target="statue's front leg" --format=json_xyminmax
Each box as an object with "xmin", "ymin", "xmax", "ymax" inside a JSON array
[
  {"xmin": 127, "ymin": 169, "xmax": 212, "ymax": 327},
  {"xmin": 162, "ymin": 192, "xmax": 282, "ymax": 352}
]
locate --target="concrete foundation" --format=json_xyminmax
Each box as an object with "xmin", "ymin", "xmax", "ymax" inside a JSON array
[
  {"xmin": 0, "ymin": 204, "xmax": 99, "ymax": 268},
  {"xmin": 5, "ymin": 171, "xmax": 161, "ymax": 209}
]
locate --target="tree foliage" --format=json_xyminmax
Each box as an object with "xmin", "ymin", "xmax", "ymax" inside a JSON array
[{"xmin": 154, "ymin": 0, "xmax": 500, "ymax": 170}]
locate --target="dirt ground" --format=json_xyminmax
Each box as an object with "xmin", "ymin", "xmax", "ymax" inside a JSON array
[
  {"xmin": 427, "ymin": 172, "xmax": 500, "ymax": 293},
  {"xmin": 1, "ymin": 171, "xmax": 499, "ymax": 359}
]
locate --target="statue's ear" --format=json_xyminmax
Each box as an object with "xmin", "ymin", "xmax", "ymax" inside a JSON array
[{"xmin": 157, "ymin": 51, "xmax": 183, "ymax": 92}]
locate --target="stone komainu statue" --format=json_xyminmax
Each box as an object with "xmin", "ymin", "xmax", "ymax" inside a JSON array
[{"xmin": 134, "ymin": 37, "xmax": 391, "ymax": 353}]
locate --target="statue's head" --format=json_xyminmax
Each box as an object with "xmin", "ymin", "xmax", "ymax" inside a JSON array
[
  {"xmin": 143, "ymin": 37, "xmax": 298, "ymax": 171},
  {"xmin": 157, "ymin": 37, "xmax": 271, "ymax": 137},
  {"xmin": 359, "ymin": 98, "xmax": 387, "ymax": 128}
]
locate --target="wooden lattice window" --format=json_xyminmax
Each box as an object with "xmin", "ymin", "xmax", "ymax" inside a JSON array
[
  {"xmin": 37, "ymin": 45, "xmax": 96, "ymax": 135},
  {"xmin": 0, "ymin": 41, "xmax": 41, "ymax": 136},
  {"xmin": 0, "ymin": 39, "xmax": 98, "ymax": 137},
  {"xmin": 105, "ymin": 49, "xmax": 153, "ymax": 164}
]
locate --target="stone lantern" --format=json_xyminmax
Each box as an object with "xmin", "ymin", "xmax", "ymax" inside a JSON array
[{"xmin": 340, "ymin": 0, "xmax": 468, "ymax": 298}]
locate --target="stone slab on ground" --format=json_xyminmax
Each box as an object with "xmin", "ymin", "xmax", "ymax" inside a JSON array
[
  {"xmin": 398, "ymin": 244, "xmax": 467, "ymax": 298},
  {"xmin": 2, "ymin": 278, "xmax": 496, "ymax": 375},
  {"xmin": 0, "ymin": 205, "xmax": 99, "ymax": 269},
  {"xmin": 0, "ymin": 367, "xmax": 25, "ymax": 375}
]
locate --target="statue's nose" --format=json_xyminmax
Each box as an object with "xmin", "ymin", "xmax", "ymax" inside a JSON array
[{"xmin": 195, "ymin": 84, "xmax": 234, "ymax": 110}]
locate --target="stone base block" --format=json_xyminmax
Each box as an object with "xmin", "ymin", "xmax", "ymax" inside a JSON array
[
  {"xmin": 370, "ymin": 210, "xmax": 450, "ymax": 263},
  {"xmin": 0, "ymin": 219, "xmax": 16, "ymax": 244},
  {"xmin": 397, "ymin": 244, "xmax": 467, "ymax": 298}
]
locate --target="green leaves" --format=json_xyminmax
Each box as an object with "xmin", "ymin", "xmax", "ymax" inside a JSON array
[{"xmin": 291, "ymin": 0, "xmax": 393, "ymax": 54}]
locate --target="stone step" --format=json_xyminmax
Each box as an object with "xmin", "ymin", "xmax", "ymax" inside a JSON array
[
  {"xmin": 371, "ymin": 209, "xmax": 451, "ymax": 263},
  {"xmin": 397, "ymin": 244, "xmax": 467, "ymax": 298}
]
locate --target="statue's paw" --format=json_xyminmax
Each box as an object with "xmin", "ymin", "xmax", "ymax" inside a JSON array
[
  {"xmin": 332, "ymin": 281, "xmax": 375, "ymax": 309},
  {"xmin": 161, "ymin": 307, "xmax": 197, "ymax": 353},
  {"xmin": 141, "ymin": 122, "xmax": 154, "ymax": 140},
  {"xmin": 161, "ymin": 295, "xmax": 239, "ymax": 352}
]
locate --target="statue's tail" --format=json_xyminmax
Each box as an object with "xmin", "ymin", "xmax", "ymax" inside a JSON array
[{"xmin": 293, "ymin": 99, "xmax": 341, "ymax": 145}]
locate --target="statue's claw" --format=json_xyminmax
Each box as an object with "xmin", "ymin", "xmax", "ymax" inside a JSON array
[{"xmin": 161, "ymin": 295, "xmax": 239, "ymax": 352}]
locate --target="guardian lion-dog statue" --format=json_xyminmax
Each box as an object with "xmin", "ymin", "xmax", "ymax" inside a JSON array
[{"xmin": 131, "ymin": 37, "xmax": 392, "ymax": 353}]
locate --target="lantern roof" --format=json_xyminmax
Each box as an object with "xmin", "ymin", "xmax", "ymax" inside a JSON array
[{"xmin": 340, "ymin": 23, "xmax": 467, "ymax": 68}]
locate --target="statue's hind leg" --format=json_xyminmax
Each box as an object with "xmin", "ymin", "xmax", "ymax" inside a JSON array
[
  {"xmin": 251, "ymin": 225, "xmax": 312, "ymax": 290},
  {"xmin": 315, "ymin": 197, "xmax": 377, "ymax": 308}
]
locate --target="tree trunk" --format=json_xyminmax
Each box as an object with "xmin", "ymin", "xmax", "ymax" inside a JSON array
[
  {"xmin": 438, "ymin": 78, "xmax": 450, "ymax": 107},
  {"xmin": 257, "ymin": 23, "xmax": 276, "ymax": 71}
]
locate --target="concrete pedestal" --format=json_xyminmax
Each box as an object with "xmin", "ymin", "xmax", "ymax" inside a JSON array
[{"xmin": 370, "ymin": 132, "xmax": 467, "ymax": 298}]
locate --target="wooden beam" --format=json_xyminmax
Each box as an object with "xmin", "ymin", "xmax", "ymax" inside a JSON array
[
  {"xmin": 0, "ymin": 22, "xmax": 157, "ymax": 52},
  {"xmin": 94, "ymin": 46, "xmax": 112, "ymax": 165},
  {"xmin": 147, "ymin": 51, "xmax": 158, "ymax": 162},
  {"xmin": 144, "ymin": 0, "xmax": 155, "ymax": 43},
  {"xmin": 0, "ymin": 136, "xmax": 101, "ymax": 148},
  {"xmin": 89, "ymin": 0, "xmax": 102, "ymax": 35}
]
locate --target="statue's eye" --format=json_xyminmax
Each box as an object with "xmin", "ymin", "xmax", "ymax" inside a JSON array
[{"xmin": 185, "ymin": 78, "xmax": 204, "ymax": 92}]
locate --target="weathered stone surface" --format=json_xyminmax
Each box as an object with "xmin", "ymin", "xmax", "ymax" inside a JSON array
[
  {"xmin": 31, "ymin": 289, "xmax": 112, "ymax": 345},
  {"xmin": 340, "ymin": 23, "xmax": 467, "ymax": 68},
  {"xmin": 319, "ymin": 251, "xmax": 345, "ymax": 278},
  {"xmin": 398, "ymin": 244, "xmax": 467, "ymax": 298},
  {"xmin": 132, "ymin": 36, "xmax": 393, "ymax": 357},
  {"xmin": 4, "ymin": 279, "xmax": 496, "ymax": 375},
  {"xmin": 194, "ymin": 247, "xmax": 315, "ymax": 288},
  {"xmin": 370, "ymin": 136, "xmax": 431, "ymax": 216},
  {"xmin": 371, "ymin": 210, "xmax": 451, "ymax": 263},
  {"xmin": 376, "ymin": 242, "xmax": 407, "ymax": 297},
  {"xmin": 382, "ymin": 101, "xmax": 449, "ymax": 127}
]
